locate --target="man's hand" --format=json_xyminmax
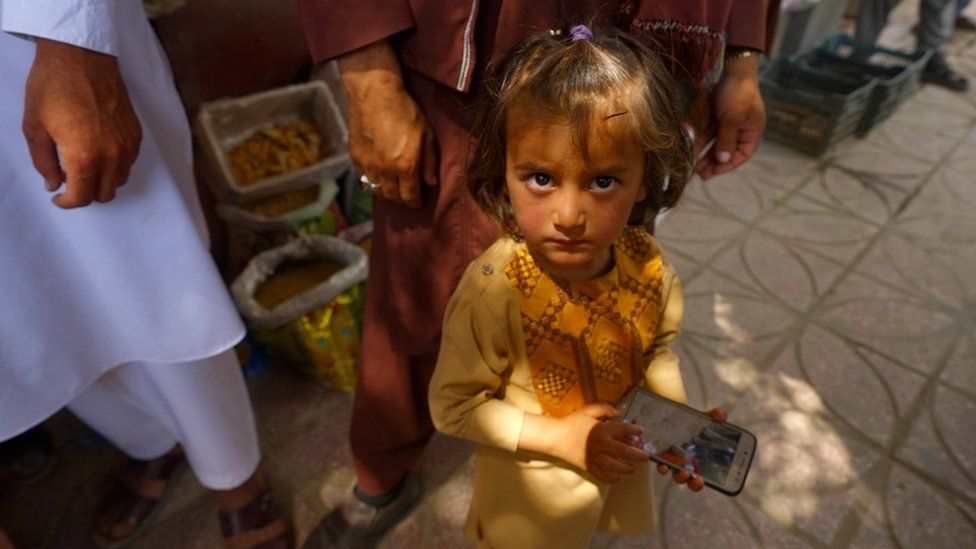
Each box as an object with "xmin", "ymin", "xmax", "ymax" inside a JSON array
[
  {"xmin": 519, "ymin": 403, "xmax": 650, "ymax": 484},
  {"xmin": 338, "ymin": 40, "xmax": 437, "ymax": 209},
  {"xmin": 696, "ymin": 55, "xmax": 765, "ymax": 180},
  {"xmin": 23, "ymin": 39, "xmax": 142, "ymax": 208}
]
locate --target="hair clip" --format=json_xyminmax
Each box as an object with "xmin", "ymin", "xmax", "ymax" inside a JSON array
[{"xmin": 569, "ymin": 25, "xmax": 594, "ymax": 42}]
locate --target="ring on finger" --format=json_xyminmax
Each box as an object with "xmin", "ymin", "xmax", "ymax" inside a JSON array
[{"xmin": 358, "ymin": 174, "xmax": 382, "ymax": 192}]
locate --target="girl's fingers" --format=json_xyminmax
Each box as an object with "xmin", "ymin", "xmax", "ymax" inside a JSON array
[
  {"xmin": 671, "ymin": 469, "xmax": 692, "ymax": 485},
  {"xmin": 580, "ymin": 402, "xmax": 619, "ymax": 419},
  {"xmin": 594, "ymin": 453, "xmax": 635, "ymax": 477},
  {"xmin": 598, "ymin": 471, "xmax": 621, "ymax": 484},
  {"xmin": 605, "ymin": 441, "xmax": 649, "ymax": 462},
  {"xmin": 593, "ymin": 425, "xmax": 649, "ymax": 461},
  {"xmin": 708, "ymin": 408, "xmax": 727, "ymax": 423},
  {"xmin": 602, "ymin": 419, "xmax": 643, "ymax": 439},
  {"xmin": 591, "ymin": 460, "xmax": 621, "ymax": 484},
  {"xmin": 657, "ymin": 466, "xmax": 707, "ymax": 492}
]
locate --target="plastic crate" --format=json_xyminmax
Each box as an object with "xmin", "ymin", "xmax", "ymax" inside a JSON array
[
  {"xmin": 760, "ymin": 58, "xmax": 877, "ymax": 156},
  {"xmin": 797, "ymin": 33, "xmax": 932, "ymax": 136}
]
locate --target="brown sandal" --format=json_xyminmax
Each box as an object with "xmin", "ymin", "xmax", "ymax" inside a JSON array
[
  {"xmin": 219, "ymin": 492, "xmax": 289, "ymax": 549},
  {"xmin": 93, "ymin": 452, "xmax": 187, "ymax": 548}
]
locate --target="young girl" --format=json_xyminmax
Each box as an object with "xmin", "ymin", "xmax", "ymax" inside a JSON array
[{"xmin": 428, "ymin": 25, "xmax": 713, "ymax": 548}]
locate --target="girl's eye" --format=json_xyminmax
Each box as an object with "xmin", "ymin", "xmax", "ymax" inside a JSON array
[
  {"xmin": 528, "ymin": 173, "xmax": 553, "ymax": 189},
  {"xmin": 591, "ymin": 176, "xmax": 618, "ymax": 191}
]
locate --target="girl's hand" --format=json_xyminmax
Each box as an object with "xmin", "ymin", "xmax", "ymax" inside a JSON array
[
  {"xmin": 656, "ymin": 407, "xmax": 727, "ymax": 492},
  {"xmin": 553, "ymin": 403, "xmax": 650, "ymax": 484}
]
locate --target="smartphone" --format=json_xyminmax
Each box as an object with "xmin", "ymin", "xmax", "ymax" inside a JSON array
[{"xmin": 615, "ymin": 386, "xmax": 756, "ymax": 496}]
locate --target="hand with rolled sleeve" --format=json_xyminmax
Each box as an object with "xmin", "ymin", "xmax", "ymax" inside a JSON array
[
  {"xmin": 696, "ymin": 53, "xmax": 765, "ymax": 180},
  {"xmin": 22, "ymin": 39, "xmax": 142, "ymax": 208},
  {"xmin": 338, "ymin": 39, "xmax": 438, "ymax": 209}
]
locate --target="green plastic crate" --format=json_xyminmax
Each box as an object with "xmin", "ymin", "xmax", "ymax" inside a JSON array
[
  {"xmin": 760, "ymin": 58, "xmax": 877, "ymax": 156},
  {"xmin": 798, "ymin": 33, "xmax": 933, "ymax": 136}
]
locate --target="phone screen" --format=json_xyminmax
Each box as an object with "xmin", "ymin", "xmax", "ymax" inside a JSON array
[{"xmin": 617, "ymin": 387, "xmax": 756, "ymax": 495}]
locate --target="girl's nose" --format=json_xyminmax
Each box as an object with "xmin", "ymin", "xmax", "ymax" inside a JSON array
[{"xmin": 551, "ymin": 191, "xmax": 586, "ymax": 231}]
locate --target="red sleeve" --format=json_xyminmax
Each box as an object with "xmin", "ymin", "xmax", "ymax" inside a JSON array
[
  {"xmin": 298, "ymin": 0, "xmax": 416, "ymax": 63},
  {"xmin": 725, "ymin": 0, "xmax": 773, "ymax": 52}
]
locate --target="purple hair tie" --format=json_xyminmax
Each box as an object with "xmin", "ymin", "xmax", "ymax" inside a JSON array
[{"xmin": 569, "ymin": 25, "xmax": 593, "ymax": 42}]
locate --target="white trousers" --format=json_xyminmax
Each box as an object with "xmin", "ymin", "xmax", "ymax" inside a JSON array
[{"xmin": 66, "ymin": 349, "xmax": 260, "ymax": 491}]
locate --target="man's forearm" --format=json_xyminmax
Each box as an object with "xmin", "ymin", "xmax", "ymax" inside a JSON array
[
  {"xmin": 722, "ymin": 54, "xmax": 759, "ymax": 83},
  {"xmin": 338, "ymin": 39, "xmax": 405, "ymax": 96}
]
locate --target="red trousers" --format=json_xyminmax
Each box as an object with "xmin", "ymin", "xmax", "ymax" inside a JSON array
[{"xmin": 349, "ymin": 69, "xmax": 499, "ymax": 494}]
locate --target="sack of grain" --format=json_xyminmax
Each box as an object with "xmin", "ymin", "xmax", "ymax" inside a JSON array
[
  {"xmin": 231, "ymin": 234, "xmax": 367, "ymax": 392},
  {"xmin": 195, "ymin": 81, "xmax": 349, "ymax": 203},
  {"xmin": 216, "ymin": 178, "xmax": 344, "ymax": 277}
]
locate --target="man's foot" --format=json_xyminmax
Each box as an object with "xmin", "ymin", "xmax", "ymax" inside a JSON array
[
  {"xmin": 922, "ymin": 52, "xmax": 970, "ymax": 92},
  {"xmin": 92, "ymin": 452, "xmax": 187, "ymax": 547},
  {"xmin": 0, "ymin": 428, "xmax": 56, "ymax": 485},
  {"xmin": 301, "ymin": 475, "xmax": 422, "ymax": 549},
  {"xmin": 218, "ymin": 491, "xmax": 289, "ymax": 549}
]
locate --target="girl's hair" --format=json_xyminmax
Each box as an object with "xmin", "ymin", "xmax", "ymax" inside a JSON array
[{"xmin": 467, "ymin": 25, "xmax": 693, "ymax": 233}]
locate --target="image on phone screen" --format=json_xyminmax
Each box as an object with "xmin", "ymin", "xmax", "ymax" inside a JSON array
[{"xmin": 616, "ymin": 387, "xmax": 756, "ymax": 495}]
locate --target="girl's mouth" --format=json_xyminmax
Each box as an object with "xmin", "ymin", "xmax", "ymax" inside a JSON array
[{"xmin": 550, "ymin": 238, "xmax": 587, "ymax": 248}]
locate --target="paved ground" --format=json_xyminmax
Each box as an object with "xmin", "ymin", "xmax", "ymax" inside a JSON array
[{"xmin": 3, "ymin": 7, "xmax": 976, "ymax": 549}]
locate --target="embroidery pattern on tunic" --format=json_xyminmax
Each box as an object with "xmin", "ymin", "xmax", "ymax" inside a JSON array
[
  {"xmin": 505, "ymin": 227, "xmax": 667, "ymax": 417},
  {"xmin": 618, "ymin": 2, "xmax": 726, "ymax": 87}
]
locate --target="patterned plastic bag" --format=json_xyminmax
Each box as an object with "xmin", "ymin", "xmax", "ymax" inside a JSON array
[
  {"xmin": 231, "ymin": 235, "xmax": 367, "ymax": 392},
  {"xmin": 217, "ymin": 178, "xmax": 343, "ymax": 277}
]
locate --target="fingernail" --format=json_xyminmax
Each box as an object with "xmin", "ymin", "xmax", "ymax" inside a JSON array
[
  {"xmin": 45, "ymin": 179, "xmax": 59, "ymax": 192},
  {"xmin": 717, "ymin": 151, "xmax": 732, "ymax": 163}
]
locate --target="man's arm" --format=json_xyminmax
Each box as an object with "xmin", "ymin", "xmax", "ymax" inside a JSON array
[
  {"xmin": 299, "ymin": 2, "xmax": 436, "ymax": 208},
  {"xmin": 697, "ymin": 0, "xmax": 771, "ymax": 180},
  {"xmin": 337, "ymin": 39, "xmax": 437, "ymax": 208},
  {"xmin": 697, "ymin": 52, "xmax": 764, "ymax": 180},
  {"xmin": 2, "ymin": 0, "xmax": 121, "ymax": 56},
  {"xmin": 297, "ymin": 0, "xmax": 414, "ymax": 65},
  {"xmin": 22, "ymin": 40, "xmax": 141, "ymax": 208}
]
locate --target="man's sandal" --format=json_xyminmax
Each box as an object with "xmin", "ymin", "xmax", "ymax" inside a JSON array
[
  {"xmin": 0, "ymin": 428, "xmax": 57, "ymax": 485},
  {"xmin": 92, "ymin": 452, "xmax": 187, "ymax": 548},
  {"xmin": 219, "ymin": 492, "xmax": 289, "ymax": 549}
]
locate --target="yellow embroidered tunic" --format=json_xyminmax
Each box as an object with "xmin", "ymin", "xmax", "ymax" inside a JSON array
[{"xmin": 429, "ymin": 227, "xmax": 687, "ymax": 549}]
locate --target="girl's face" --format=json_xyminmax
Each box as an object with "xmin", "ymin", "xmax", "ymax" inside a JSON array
[{"xmin": 505, "ymin": 106, "xmax": 647, "ymax": 281}]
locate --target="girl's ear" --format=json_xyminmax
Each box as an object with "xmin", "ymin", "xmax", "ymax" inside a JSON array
[
  {"xmin": 636, "ymin": 184, "xmax": 647, "ymax": 203},
  {"xmin": 502, "ymin": 185, "xmax": 516, "ymax": 229}
]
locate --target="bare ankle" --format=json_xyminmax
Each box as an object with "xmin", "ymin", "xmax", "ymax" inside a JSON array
[{"xmin": 216, "ymin": 471, "xmax": 266, "ymax": 512}]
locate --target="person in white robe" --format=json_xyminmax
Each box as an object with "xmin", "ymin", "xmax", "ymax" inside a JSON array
[{"xmin": 0, "ymin": 0, "xmax": 286, "ymax": 546}]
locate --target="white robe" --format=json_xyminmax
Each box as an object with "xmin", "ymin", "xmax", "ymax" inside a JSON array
[{"xmin": 0, "ymin": 0, "xmax": 246, "ymax": 440}]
